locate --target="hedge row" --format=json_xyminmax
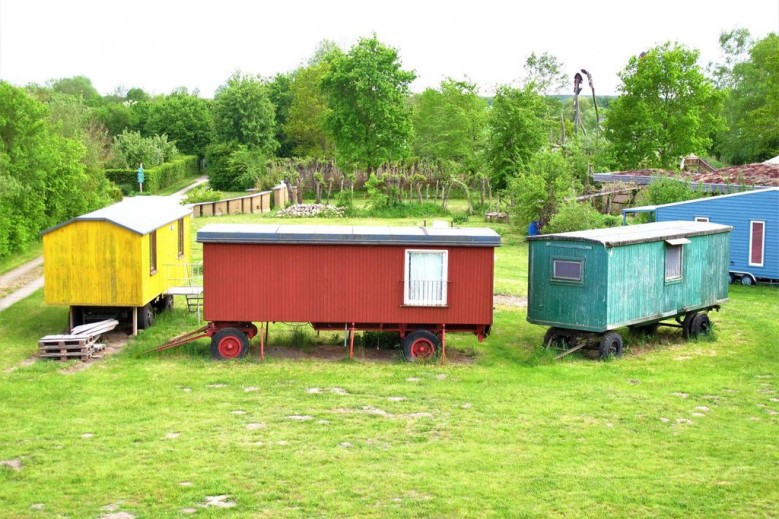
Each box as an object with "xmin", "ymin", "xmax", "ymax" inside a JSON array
[{"xmin": 106, "ymin": 155, "xmax": 200, "ymax": 193}]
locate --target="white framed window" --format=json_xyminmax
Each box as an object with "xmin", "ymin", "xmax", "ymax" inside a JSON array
[
  {"xmin": 552, "ymin": 259, "xmax": 583, "ymax": 282},
  {"xmin": 749, "ymin": 220, "xmax": 765, "ymax": 267},
  {"xmin": 695, "ymin": 217, "xmax": 709, "ymax": 223},
  {"xmin": 404, "ymin": 249, "xmax": 448, "ymax": 306},
  {"xmin": 664, "ymin": 238, "xmax": 689, "ymax": 282}
]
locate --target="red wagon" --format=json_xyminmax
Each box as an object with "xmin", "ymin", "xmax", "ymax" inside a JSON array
[{"xmin": 162, "ymin": 224, "xmax": 500, "ymax": 361}]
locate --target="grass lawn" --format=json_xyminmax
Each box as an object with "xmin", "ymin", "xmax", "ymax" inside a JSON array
[{"xmin": 0, "ymin": 215, "xmax": 776, "ymax": 518}]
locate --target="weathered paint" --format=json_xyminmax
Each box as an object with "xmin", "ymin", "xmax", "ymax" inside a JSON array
[
  {"xmin": 43, "ymin": 213, "xmax": 192, "ymax": 307},
  {"xmin": 527, "ymin": 221, "xmax": 730, "ymax": 332},
  {"xmin": 202, "ymin": 242, "xmax": 495, "ymax": 328}
]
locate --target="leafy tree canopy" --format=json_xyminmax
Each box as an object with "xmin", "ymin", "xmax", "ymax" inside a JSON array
[
  {"xmin": 145, "ymin": 89, "xmax": 213, "ymax": 157},
  {"xmin": 605, "ymin": 42, "xmax": 724, "ymax": 170},
  {"xmin": 412, "ymin": 78, "xmax": 488, "ymax": 173},
  {"xmin": 48, "ymin": 76, "xmax": 102, "ymax": 106},
  {"xmin": 212, "ymin": 72, "xmax": 278, "ymax": 156},
  {"xmin": 321, "ymin": 35, "xmax": 416, "ymax": 173}
]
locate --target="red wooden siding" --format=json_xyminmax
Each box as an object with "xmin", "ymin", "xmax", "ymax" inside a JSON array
[{"xmin": 203, "ymin": 243, "xmax": 494, "ymax": 326}]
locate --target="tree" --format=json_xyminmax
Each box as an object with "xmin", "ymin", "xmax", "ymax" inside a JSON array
[
  {"xmin": 49, "ymin": 76, "xmax": 102, "ymax": 106},
  {"xmin": 485, "ymin": 84, "xmax": 549, "ymax": 189},
  {"xmin": 267, "ymin": 73, "xmax": 295, "ymax": 158},
  {"xmin": 145, "ymin": 89, "xmax": 213, "ymax": 157},
  {"xmin": 717, "ymin": 32, "xmax": 779, "ymax": 164},
  {"xmin": 505, "ymin": 148, "xmax": 580, "ymax": 229},
  {"xmin": 412, "ymin": 78, "xmax": 488, "ymax": 172},
  {"xmin": 320, "ymin": 35, "xmax": 416, "ymax": 173},
  {"xmin": 522, "ymin": 52, "xmax": 567, "ymax": 95},
  {"xmin": 285, "ymin": 58, "xmax": 335, "ymax": 159},
  {"xmin": 212, "ymin": 72, "xmax": 278, "ymax": 156},
  {"xmin": 605, "ymin": 42, "xmax": 724, "ymax": 170}
]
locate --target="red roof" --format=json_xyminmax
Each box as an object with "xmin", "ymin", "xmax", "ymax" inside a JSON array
[{"xmin": 691, "ymin": 163, "xmax": 779, "ymax": 187}]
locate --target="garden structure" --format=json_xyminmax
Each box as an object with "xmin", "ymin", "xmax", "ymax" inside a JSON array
[
  {"xmin": 526, "ymin": 221, "xmax": 732, "ymax": 359},
  {"xmin": 159, "ymin": 224, "xmax": 500, "ymax": 361},
  {"xmin": 41, "ymin": 196, "xmax": 194, "ymax": 334},
  {"xmin": 623, "ymin": 188, "xmax": 779, "ymax": 285}
]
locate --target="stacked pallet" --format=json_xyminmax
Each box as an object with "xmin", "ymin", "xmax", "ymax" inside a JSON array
[{"xmin": 38, "ymin": 319, "xmax": 119, "ymax": 361}]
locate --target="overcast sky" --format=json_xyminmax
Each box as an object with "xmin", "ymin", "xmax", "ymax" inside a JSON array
[{"xmin": 1, "ymin": 0, "xmax": 777, "ymax": 98}]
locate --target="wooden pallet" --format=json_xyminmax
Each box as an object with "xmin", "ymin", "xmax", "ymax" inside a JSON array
[{"xmin": 38, "ymin": 319, "xmax": 117, "ymax": 362}]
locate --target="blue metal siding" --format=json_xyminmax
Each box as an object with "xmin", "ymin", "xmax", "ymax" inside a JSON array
[{"xmin": 656, "ymin": 190, "xmax": 779, "ymax": 280}]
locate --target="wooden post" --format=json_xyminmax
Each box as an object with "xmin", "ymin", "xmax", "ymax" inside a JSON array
[
  {"xmin": 441, "ymin": 324, "xmax": 446, "ymax": 364},
  {"xmin": 349, "ymin": 323, "xmax": 355, "ymax": 360},
  {"xmin": 259, "ymin": 323, "xmax": 265, "ymax": 361},
  {"xmin": 132, "ymin": 307, "xmax": 138, "ymax": 336}
]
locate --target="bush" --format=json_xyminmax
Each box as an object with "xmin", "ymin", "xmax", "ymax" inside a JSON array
[
  {"xmin": 110, "ymin": 130, "xmax": 178, "ymax": 169},
  {"xmin": 452, "ymin": 214, "xmax": 469, "ymax": 225},
  {"xmin": 105, "ymin": 155, "xmax": 199, "ymax": 193},
  {"xmin": 356, "ymin": 202, "xmax": 449, "ymax": 219},
  {"xmin": 183, "ymin": 185, "xmax": 222, "ymax": 204},
  {"xmin": 544, "ymin": 200, "xmax": 616, "ymax": 234}
]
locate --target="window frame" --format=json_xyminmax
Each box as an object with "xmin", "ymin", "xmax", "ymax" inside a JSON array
[
  {"xmin": 749, "ymin": 220, "xmax": 765, "ymax": 267},
  {"xmin": 177, "ymin": 218, "xmax": 185, "ymax": 258},
  {"xmin": 664, "ymin": 243, "xmax": 684, "ymax": 282},
  {"xmin": 150, "ymin": 230, "xmax": 158, "ymax": 275},
  {"xmin": 403, "ymin": 249, "xmax": 448, "ymax": 307},
  {"xmin": 694, "ymin": 216, "xmax": 709, "ymax": 223},
  {"xmin": 551, "ymin": 258, "xmax": 584, "ymax": 284}
]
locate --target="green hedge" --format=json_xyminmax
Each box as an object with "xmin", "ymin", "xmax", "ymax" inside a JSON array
[{"xmin": 106, "ymin": 155, "xmax": 200, "ymax": 193}]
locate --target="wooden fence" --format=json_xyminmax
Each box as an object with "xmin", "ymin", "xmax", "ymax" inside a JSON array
[{"xmin": 188, "ymin": 184, "xmax": 295, "ymax": 217}]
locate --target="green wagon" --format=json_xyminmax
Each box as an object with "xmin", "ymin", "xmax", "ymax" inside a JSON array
[{"xmin": 526, "ymin": 221, "xmax": 732, "ymax": 359}]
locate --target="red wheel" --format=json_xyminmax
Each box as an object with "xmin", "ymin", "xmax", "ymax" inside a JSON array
[
  {"xmin": 402, "ymin": 330, "xmax": 441, "ymax": 362},
  {"xmin": 210, "ymin": 328, "xmax": 250, "ymax": 360}
]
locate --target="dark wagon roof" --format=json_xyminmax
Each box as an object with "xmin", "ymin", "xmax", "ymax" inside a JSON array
[
  {"xmin": 526, "ymin": 221, "xmax": 732, "ymax": 247},
  {"xmin": 198, "ymin": 224, "xmax": 501, "ymax": 247},
  {"xmin": 41, "ymin": 196, "xmax": 192, "ymax": 236}
]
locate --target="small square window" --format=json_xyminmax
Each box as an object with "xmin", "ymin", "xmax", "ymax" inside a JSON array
[
  {"xmin": 404, "ymin": 250, "xmax": 448, "ymax": 306},
  {"xmin": 665, "ymin": 244, "xmax": 682, "ymax": 281},
  {"xmin": 552, "ymin": 260, "xmax": 583, "ymax": 282}
]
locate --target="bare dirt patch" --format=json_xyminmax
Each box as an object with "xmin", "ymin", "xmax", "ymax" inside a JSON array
[
  {"xmin": 60, "ymin": 332, "xmax": 131, "ymax": 374},
  {"xmin": 0, "ymin": 459, "xmax": 22, "ymax": 471},
  {"xmin": 493, "ymin": 295, "xmax": 527, "ymax": 307}
]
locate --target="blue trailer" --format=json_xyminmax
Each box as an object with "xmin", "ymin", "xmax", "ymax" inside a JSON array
[{"xmin": 623, "ymin": 188, "xmax": 779, "ymax": 285}]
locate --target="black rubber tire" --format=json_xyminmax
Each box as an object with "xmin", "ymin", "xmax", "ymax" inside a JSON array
[
  {"xmin": 682, "ymin": 312, "xmax": 697, "ymax": 339},
  {"xmin": 598, "ymin": 332, "xmax": 624, "ymax": 360},
  {"xmin": 728, "ymin": 273, "xmax": 737, "ymax": 284},
  {"xmin": 210, "ymin": 328, "xmax": 250, "ymax": 360},
  {"xmin": 688, "ymin": 313, "xmax": 711, "ymax": 339},
  {"xmin": 138, "ymin": 303, "xmax": 154, "ymax": 330},
  {"xmin": 543, "ymin": 327, "xmax": 569, "ymax": 351},
  {"xmin": 741, "ymin": 275, "xmax": 754, "ymax": 286},
  {"xmin": 153, "ymin": 295, "xmax": 174, "ymax": 313},
  {"xmin": 402, "ymin": 330, "xmax": 441, "ymax": 362}
]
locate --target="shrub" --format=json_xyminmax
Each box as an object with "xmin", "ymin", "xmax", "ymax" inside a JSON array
[
  {"xmin": 544, "ymin": 200, "xmax": 613, "ymax": 234},
  {"xmin": 183, "ymin": 185, "xmax": 222, "ymax": 204},
  {"xmin": 110, "ymin": 130, "xmax": 178, "ymax": 169}
]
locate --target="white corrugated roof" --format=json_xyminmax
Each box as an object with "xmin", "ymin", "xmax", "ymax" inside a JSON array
[{"xmin": 42, "ymin": 196, "xmax": 192, "ymax": 236}]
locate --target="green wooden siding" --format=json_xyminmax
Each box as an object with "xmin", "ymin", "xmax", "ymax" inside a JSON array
[{"xmin": 528, "ymin": 230, "xmax": 730, "ymax": 332}]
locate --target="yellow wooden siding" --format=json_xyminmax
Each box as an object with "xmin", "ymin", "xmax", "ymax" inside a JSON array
[
  {"xmin": 140, "ymin": 217, "xmax": 192, "ymax": 304},
  {"xmin": 43, "ymin": 216, "xmax": 192, "ymax": 307},
  {"xmin": 44, "ymin": 221, "xmax": 141, "ymax": 306}
]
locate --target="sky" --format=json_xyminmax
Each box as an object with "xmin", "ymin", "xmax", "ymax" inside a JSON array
[{"xmin": 1, "ymin": 0, "xmax": 777, "ymax": 98}]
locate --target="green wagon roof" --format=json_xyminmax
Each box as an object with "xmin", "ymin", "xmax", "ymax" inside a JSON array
[{"xmin": 526, "ymin": 221, "xmax": 732, "ymax": 247}]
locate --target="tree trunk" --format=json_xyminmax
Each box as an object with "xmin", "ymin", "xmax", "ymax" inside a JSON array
[{"xmin": 450, "ymin": 178, "xmax": 473, "ymax": 215}]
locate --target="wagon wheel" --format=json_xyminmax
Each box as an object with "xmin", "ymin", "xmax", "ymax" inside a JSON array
[
  {"xmin": 728, "ymin": 273, "xmax": 737, "ymax": 284},
  {"xmin": 687, "ymin": 313, "xmax": 712, "ymax": 339},
  {"xmin": 740, "ymin": 275, "xmax": 754, "ymax": 286},
  {"xmin": 543, "ymin": 328, "xmax": 570, "ymax": 352},
  {"xmin": 598, "ymin": 332, "xmax": 624, "ymax": 360},
  {"xmin": 138, "ymin": 303, "xmax": 154, "ymax": 330},
  {"xmin": 210, "ymin": 328, "xmax": 250, "ymax": 360},
  {"xmin": 682, "ymin": 312, "xmax": 697, "ymax": 339},
  {"xmin": 402, "ymin": 330, "xmax": 440, "ymax": 362}
]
